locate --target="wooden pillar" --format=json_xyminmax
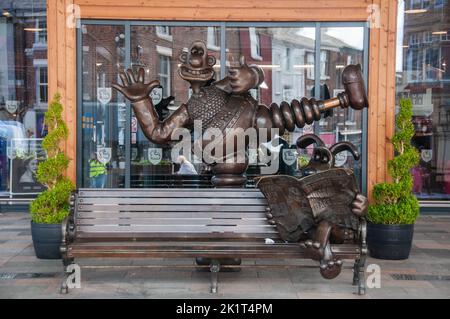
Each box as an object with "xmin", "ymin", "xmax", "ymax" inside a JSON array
[
  {"xmin": 47, "ymin": 0, "xmax": 77, "ymax": 184},
  {"xmin": 367, "ymin": 0, "xmax": 398, "ymax": 200}
]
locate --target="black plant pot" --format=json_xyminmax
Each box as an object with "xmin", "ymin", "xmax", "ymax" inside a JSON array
[
  {"xmin": 30, "ymin": 221, "xmax": 62, "ymax": 259},
  {"xmin": 367, "ymin": 222, "xmax": 414, "ymax": 260}
]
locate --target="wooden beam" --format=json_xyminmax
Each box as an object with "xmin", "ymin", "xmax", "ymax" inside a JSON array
[
  {"xmin": 367, "ymin": 0, "xmax": 398, "ymax": 200},
  {"xmin": 73, "ymin": 0, "xmax": 372, "ymax": 21},
  {"xmin": 76, "ymin": 6, "xmax": 370, "ymax": 21},
  {"xmin": 48, "ymin": 0, "xmax": 77, "ymax": 183},
  {"xmin": 74, "ymin": 0, "xmax": 371, "ymax": 9}
]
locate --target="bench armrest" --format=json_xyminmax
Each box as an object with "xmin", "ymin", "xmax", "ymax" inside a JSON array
[
  {"xmin": 61, "ymin": 191, "xmax": 77, "ymax": 247},
  {"xmin": 357, "ymin": 217, "xmax": 368, "ymax": 256}
]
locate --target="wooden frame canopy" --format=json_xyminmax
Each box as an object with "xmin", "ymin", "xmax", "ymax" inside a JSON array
[{"xmin": 47, "ymin": 0, "xmax": 398, "ymax": 201}]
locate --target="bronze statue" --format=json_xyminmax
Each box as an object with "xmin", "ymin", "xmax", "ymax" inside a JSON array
[
  {"xmin": 256, "ymin": 135, "xmax": 368, "ymax": 279},
  {"xmin": 112, "ymin": 40, "xmax": 368, "ymax": 187}
]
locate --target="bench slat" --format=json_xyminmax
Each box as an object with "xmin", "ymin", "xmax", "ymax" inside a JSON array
[
  {"xmin": 78, "ymin": 190, "xmax": 265, "ymax": 198},
  {"xmin": 68, "ymin": 243, "xmax": 360, "ymax": 260},
  {"xmin": 77, "ymin": 205, "xmax": 267, "ymax": 213},
  {"xmin": 71, "ymin": 241, "xmax": 288, "ymax": 248},
  {"xmin": 76, "ymin": 218, "xmax": 270, "ymax": 226},
  {"xmin": 77, "ymin": 198, "xmax": 267, "ymax": 205},
  {"xmin": 77, "ymin": 212, "xmax": 267, "ymax": 218},
  {"xmin": 69, "ymin": 241, "xmax": 359, "ymax": 253},
  {"xmin": 75, "ymin": 232, "xmax": 279, "ymax": 240},
  {"xmin": 77, "ymin": 225, "xmax": 277, "ymax": 233}
]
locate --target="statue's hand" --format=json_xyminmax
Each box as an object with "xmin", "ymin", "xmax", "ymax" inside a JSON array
[
  {"xmin": 228, "ymin": 56, "xmax": 259, "ymax": 94},
  {"xmin": 112, "ymin": 68, "xmax": 160, "ymax": 103},
  {"xmin": 351, "ymin": 193, "xmax": 368, "ymax": 217}
]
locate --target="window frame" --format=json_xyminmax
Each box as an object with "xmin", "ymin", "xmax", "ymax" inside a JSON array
[{"xmin": 76, "ymin": 20, "xmax": 369, "ymax": 194}]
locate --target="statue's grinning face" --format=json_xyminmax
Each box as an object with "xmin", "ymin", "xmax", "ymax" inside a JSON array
[{"xmin": 178, "ymin": 41, "xmax": 216, "ymax": 83}]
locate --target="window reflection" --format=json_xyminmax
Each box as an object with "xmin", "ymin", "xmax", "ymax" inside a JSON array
[
  {"xmin": 397, "ymin": 0, "xmax": 450, "ymax": 200},
  {"xmin": 317, "ymin": 27, "xmax": 364, "ymax": 187},
  {"xmin": 130, "ymin": 26, "xmax": 217, "ymax": 187},
  {"xmin": 80, "ymin": 25, "xmax": 126, "ymax": 188},
  {"xmin": 226, "ymin": 27, "xmax": 316, "ymax": 178},
  {"xmin": 79, "ymin": 23, "xmax": 368, "ymax": 189},
  {"xmin": 0, "ymin": 1, "xmax": 48, "ymax": 195}
]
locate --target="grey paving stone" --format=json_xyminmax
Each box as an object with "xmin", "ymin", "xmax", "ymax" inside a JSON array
[{"xmin": 1, "ymin": 212, "xmax": 450, "ymax": 298}]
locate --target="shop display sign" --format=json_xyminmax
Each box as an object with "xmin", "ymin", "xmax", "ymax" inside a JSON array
[
  {"xmin": 334, "ymin": 151, "xmax": 347, "ymax": 167},
  {"xmin": 131, "ymin": 117, "xmax": 138, "ymax": 133},
  {"xmin": 9, "ymin": 138, "xmax": 46, "ymax": 194},
  {"xmin": 303, "ymin": 124, "xmax": 314, "ymax": 134},
  {"xmin": 148, "ymin": 148, "xmax": 162, "ymax": 165},
  {"xmin": 97, "ymin": 147, "xmax": 112, "ymax": 165},
  {"xmin": 282, "ymin": 149, "xmax": 298, "ymax": 166},
  {"xmin": 97, "ymin": 87, "xmax": 112, "ymax": 105},
  {"xmin": 421, "ymin": 149, "xmax": 432, "ymax": 163},
  {"xmin": 5, "ymin": 100, "xmax": 19, "ymax": 114},
  {"xmin": 150, "ymin": 87, "xmax": 163, "ymax": 105}
]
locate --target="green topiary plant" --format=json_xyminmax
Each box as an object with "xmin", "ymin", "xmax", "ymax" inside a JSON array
[
  {"xmin": 30, "ymin": 93, "xmax": 75, "ymax": 224},
  {"xmin": 367, "ymin": 98, "xmax": 420, "ymax": 224}
]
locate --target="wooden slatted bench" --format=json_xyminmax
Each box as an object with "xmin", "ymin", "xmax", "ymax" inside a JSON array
[{"xmin": 60, "ymin": 188, "xmax": 367, "ymax": 295}]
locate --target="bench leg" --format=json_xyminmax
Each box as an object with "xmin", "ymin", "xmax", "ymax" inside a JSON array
[
  {"xmin": 60, "ymin": 256, "xmax": 75, "ymax": 294},
  {"xmin": 354, "ymin": 219, "xmax": 367, "ymax": 295},
  {"xmin": 352, "ymin": 260, "xmax": 359, "ymax": 286},
  {"xmin": 210, "ymin": 260, "xmax": 220, "ymax": 294},
  {"xmin": 60, "ymin": 266, "xmax": 70, "ymax": 294},
  {"xmin": 353, "ymin": 256, "xmax": 366, "ymax": 295}
]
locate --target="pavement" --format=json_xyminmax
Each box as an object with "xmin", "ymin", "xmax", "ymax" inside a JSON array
[{"xmin": 0, "ymin": 211, "xmax": 449, "ymax": 299}]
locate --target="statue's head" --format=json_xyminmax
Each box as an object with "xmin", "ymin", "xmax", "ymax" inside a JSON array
[{"xmin": 178, "ymin": 41, "xmax": 216, "ymax": 84}]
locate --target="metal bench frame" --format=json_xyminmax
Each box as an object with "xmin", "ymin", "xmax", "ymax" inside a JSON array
[{"xmin": 60, "ymin": 188, "xmax": 367, "ymax": 295}]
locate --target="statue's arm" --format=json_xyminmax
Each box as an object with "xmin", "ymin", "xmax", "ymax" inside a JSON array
[
  {"xmin": 132, "ymin": 98, "xmax": 190, "ymax": 145},
  {"xmin": 112, "ymin": 68, "xmax": 191, "ymax": 145}
]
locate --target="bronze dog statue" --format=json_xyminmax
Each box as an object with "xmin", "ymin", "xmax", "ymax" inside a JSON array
[{"xmin": 256, "ymin": 135, "xmax": 368, "ymax": 279}]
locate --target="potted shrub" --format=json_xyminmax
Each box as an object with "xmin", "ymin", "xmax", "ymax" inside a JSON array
[
  {"xmin": 367, "ymin": 98, "xmax": 420, "ymax": 260},
  {"xmin": 30, "ymin": 94, "xmax": 75, "ymax": 259}
]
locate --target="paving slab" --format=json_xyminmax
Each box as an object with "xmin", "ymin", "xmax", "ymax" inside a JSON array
[{"xmin": 0, "ymin": 212, "xmax": 449, "ymax": 299}]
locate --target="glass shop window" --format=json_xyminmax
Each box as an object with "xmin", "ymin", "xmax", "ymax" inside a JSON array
[
  {"xmin": 128, "ymin": 25, "xmax": 219, "ymax": 188},
  {"xmin": 317, "ymin": 26, "xmax": 365, "ymax": 188},
  {"xmin": 226, "ymin": 26, "xmax": 317, "ymax": 179},
  {"xmin": 78, "ymin": 23, "xmax": 368, "ymax": 189},
  {"xmin": 397, "ymin": 0, "xmax": 450, "ymax": 200},
  {"xmin": 79, "ymin": 24, "xmax": 126, "ymax": 188},
  {"xmin": 0, "ymin": 1, "xmax": 48, "ymax": 196}
]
